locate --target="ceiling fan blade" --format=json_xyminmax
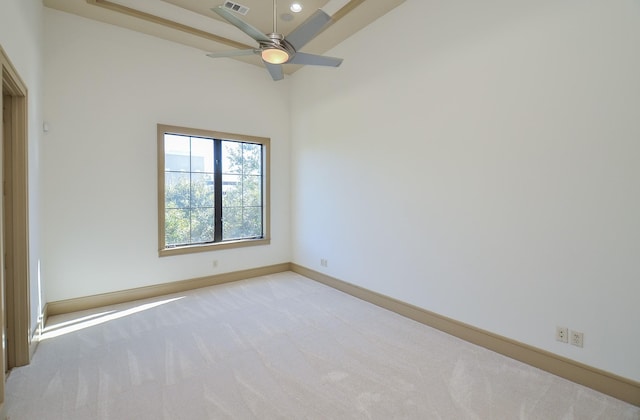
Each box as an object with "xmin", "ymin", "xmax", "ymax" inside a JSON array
[
  {"xmin": 212, "ymin": 5, "xmax": 270, "ymax": 43},
  {"xmin": 285, "ymin": 9, "xmax": 331, "ymax": 51},
  {"xmin": 264, "ymin": 62, "xmax": 284, "ymax": 81},
  {"xmin": 207, "ymin": 49, "xmax": 258, "ymax": 58},
  {"xmin": 289, "ymin": 52, "xmax": 343, "ymax": 67}
]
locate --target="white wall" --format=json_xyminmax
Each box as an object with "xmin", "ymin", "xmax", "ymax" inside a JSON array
[
  {"xmin": 291, "ymin": 0, "xmax": 640, "ymax": 381},
  {"xmin": 0, "ymin": 0, "xmax": 45, "ymax": 335},
  {"xmin": 42, "ymin": 9, "xmax": 291, "ymax": 301}
]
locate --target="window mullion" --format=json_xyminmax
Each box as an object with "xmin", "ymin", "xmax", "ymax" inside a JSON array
[
  {"xmin": 189, "ymin": 137, "xmax": 194, "ymax": 244},
  {"xmin": 214, "ymin": 139, "xmax": 223, "ymax": 242}
]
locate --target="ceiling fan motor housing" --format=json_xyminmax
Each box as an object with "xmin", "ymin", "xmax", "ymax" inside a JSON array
[{"xmin": 261, "ymin": 33, "xmax": 295, "ymax": 59}]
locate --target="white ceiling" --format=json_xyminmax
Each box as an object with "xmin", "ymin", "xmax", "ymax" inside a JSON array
[{"xmin": 43, "ymin": 0, "xmax": 405, "ymax": 74}]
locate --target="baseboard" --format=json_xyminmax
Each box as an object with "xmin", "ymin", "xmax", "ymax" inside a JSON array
[
  {"xmin": 290, "ymin": 263, "xmax": 640, "ymax": 407},
  {"xmin": 47, "ymin": 263, "xmax": 291, "ymax": 316},
  {"xmin": 28, "ymin": 304, "xmax": 48, "ymax": 360}
]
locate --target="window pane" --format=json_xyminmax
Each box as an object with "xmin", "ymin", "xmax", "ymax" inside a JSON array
[
  {"xmin": 222, "ymin": 141, "xmax": 242, "ymax": 174},
  {"xmin": 165, "ymin": 172, "xmax": 190, "ymax": 209},
  {"xmin": 222, "ymin": 174, "xmax": 241, "ymax": 208},
  {"xmin": 164, "ymin": 134, "xmax": 190, "ymax": 172},
  {"xmin": 191, "ymin": 208, "xmax": 214, "ymax": 243},
  {"xmin": 243, "ymin": 143, "xmax": 262, "ymax": 175},
  {"xmin": 222, "ymin": 207, "xmax": 262, "ymax": 240},
  {"xmin": 165, "ymin": 208, "xmax": 190, "ymax": 246},
  {"xmin": 191, "ymin": 173, "xmax": 215, "ymax": 208},
  {"xmin": 242, "ymin": 206, "xmax": 262, "ymax": 238},
  {"xmin": 191, "ymin": 137, "xmax": 214, "ymax": 173},
  {"xmin": 242, "ymin": 175, "xmax": 261, "ymax": 207},
  {"xmin": 222, "ymin": 207, "xmax": 243, "ymax": 240},
  {"xmin": 221, "ymin": 141, "xmax": 263, "ymax": 241}
]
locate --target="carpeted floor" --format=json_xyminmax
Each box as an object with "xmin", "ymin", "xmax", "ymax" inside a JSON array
[{"xmin": 4, "ymin": 271, "xmax": 639, "ymax": 419}]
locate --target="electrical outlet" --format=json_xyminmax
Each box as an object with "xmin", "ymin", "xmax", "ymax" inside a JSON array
[
  {"xmin": 556, "ymin": 326, "xmax": 568, "ymax": 343},
  {"xmin": 320, "ymin": 258, "xmax": 328, "ymax": 267},
  {"xmin": 570, "ymin": 330, "xmax": 584, "ymax": 347},
  {"xmin": 212, "ymin": 260, "xmax": 219, "ymax": 268}
]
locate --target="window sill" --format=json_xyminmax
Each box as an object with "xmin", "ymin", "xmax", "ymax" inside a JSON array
[{"xmin": 159, "ymin": 237, "xmax": 270, "ymax": 257}]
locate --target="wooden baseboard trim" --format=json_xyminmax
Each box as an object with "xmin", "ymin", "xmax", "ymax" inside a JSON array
[
  {"xmin": 28, "ymin": 304, "xmax": 48, "ymax": 361},
  {"xmin": 47, "ymin": 263, "xmax": 291, "ymax": 316},
  {"xmin": 290, "ymin": 263, "xmax": 640, "ymax": 407}
]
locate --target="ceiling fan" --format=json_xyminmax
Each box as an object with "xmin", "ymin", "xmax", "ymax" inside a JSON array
[{"xmin": 207, "ymin": 1, "xmax": 343, "ymax": 81}]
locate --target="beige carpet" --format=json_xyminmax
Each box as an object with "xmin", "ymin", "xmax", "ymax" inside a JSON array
[{"xmin": 4, "ymin": 271, "xmax": 639, "ymax": 419}]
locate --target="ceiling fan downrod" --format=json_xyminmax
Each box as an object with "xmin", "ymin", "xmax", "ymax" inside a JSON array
[{"xmin": 273, "ymin": 0, "xmax": 277, "ymax": 34}]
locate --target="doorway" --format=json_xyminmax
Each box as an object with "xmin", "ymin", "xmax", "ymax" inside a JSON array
[{"xmin": 1, "ymin": 45, "xmax": 31, "ymax": 405}]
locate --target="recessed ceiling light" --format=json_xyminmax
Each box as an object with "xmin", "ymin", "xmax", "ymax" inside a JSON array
[{"xmin": 290, "ymin": 3, "xmax": 302, "ymax": 13}]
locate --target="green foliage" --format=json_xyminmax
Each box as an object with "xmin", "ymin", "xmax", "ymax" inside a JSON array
[{"xmin": 165, "ymin": 174, "xmax": 215, "ymax": 246}]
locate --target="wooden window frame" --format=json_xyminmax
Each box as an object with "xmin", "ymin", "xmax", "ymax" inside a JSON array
[{"xmin": 157, "ymin": 124, "xmax": 270, "ymax": 257}]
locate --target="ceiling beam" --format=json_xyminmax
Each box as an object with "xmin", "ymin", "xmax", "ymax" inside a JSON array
[{"xmin": 86, "ymin": 0, "xmax": 253, "ymax": 49}]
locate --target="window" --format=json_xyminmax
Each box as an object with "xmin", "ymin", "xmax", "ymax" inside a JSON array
[{"xmin": 157, "ymin": 124, "xmax": 270, "ymax": 256}]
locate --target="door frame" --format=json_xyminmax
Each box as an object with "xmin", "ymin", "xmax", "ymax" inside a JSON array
[{"xmin": 1, "ymin": 44, "xmax": 31, "ymax": 404}]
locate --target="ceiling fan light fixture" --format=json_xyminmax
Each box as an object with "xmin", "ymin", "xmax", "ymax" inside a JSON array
[{"xmin": 261, "ymin": 48, "xmax": 290, "ymax": 64}]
